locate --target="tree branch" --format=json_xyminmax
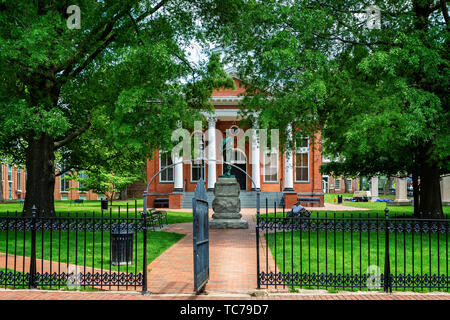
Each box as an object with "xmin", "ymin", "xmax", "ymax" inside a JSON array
[
  {"xmin": 53, "ymin": 115, "xmax": 91, "ymax": 150},
  {"xmin": 440, "ymin": 0, "xmax": 449, "ymax": 26}
]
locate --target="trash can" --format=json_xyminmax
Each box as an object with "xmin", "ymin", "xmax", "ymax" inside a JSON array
[
  {"xmin": 338, "ymin": 195, "xmax": 343, "ymax": 204},
  {"xmin": 101, "ymin": 199, "xmax": 108, "ymax": 211},
  {"xmin": 111, "ymin": 225, "xmax": 134, "ymax": 265}
]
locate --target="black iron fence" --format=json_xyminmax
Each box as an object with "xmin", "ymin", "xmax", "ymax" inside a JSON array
[
  {"xmin": 0, "ymin": 204, "xmax": 149, "ymax": 292},
  {"xmin": 256, "ymin": 201, "xmax": 450, "ymax": 292}
]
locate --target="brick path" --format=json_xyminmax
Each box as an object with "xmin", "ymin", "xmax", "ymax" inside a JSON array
[{"xmin": 147, "ymin": 210, "xmax": 263, "ymax": 294}]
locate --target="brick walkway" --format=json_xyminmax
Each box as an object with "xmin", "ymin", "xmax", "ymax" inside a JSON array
[
  {"xmin": 147, "ymin": 210, "xmax": 262, "ymax": 294},
  {"xmin": 0, "ymin": 289, "xmax": 448, "ymax": 300}
]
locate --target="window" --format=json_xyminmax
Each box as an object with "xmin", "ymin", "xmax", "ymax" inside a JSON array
[
  {"xmin": 264, "ymin": 149, "xmax": 278, "ymax": 182},
  {"xmin": 17, "ymin": 169, "xmax": 21, "ymax": 191},
  {"xmin": 78, "ymin": 172, "xmax": 87, "ymax": 189},
  {"xmin": 191, "ymin": 160, "xmax": 205, "ymax": 182},
  {"xmin": 346, "ymin": 179, "xmax": 352, "ymax": 191},
  {"xmin": 8, "ymin": 165, "xmax": 12, "ymax": 200},
  {"xmin": 335, "ymin": 179, "xmax": 341, "ymax": 190},
  {"xmin": 60, "ymin": 173, "xmax": 70, "ymax": 192},
  {"xmin": 8, "ymin": 165, "xmax": 12, "ymax": 182},
  {"xmin": 295, "ymin": 138, "xmax": 309, "ymax": 182},
  {"xmin": 97, "ymin": 195, "xmax": 105, "ymax": 200},
  {"xmin": 159, "ymin": 152, "xmax": 174, "ymax": 182},
  {"xmin": 61, "ymin": 195, "xmax": 68, "ymax": 201},
  {"xmin": 79, "ymin": 195, "xmax": 87, "ymax": 200}
]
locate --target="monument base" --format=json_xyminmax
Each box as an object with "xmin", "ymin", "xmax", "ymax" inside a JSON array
[
  {"xmin": 389, "ymin": 200, "xmax": 412, "ymax": 206},
  {"xmin": 209, "ymin": 218, "xmax": 249, "ymax": 229},
  {"xmin": 212, "ymin": 212, "xmax": 242, "ymax": 219}
]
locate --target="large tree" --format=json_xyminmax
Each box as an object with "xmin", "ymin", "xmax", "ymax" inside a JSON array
[
  {"xmin": 218, "ymin": 0, "xmax": 449, "ymax": 217},
  {"xmin": 0, "ymin": 1, "xmax": 239, "ymax": 215}
]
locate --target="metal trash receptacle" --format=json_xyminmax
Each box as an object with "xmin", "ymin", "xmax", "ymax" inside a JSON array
[
  {"xmin": 111, "ymin": 225, "xmax": 134, "ymax": 265},
  {"xmin": 338, "ymin": 195, "xmax": 343, "ymax": 204}
]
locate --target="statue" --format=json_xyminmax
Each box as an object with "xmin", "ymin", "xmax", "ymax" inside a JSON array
[{"xmin": 220, "ymin": 137, "xmax": 234, "ymax": 178}]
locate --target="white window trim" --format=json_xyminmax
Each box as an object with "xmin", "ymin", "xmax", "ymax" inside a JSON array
[
  {"xmin": 263, "ymin": 149, "xmax": 278, "ymax": 183},
  {"xmin": 17, "ymin": 169, "xmax": 21, "ymax": 192},
  {"xmin": 60, "ymin": 173, "xmax": 70, "ymax": 193},
  {"xmin": 335, "ymin": 179, "xmax": 341, "ymax": 190},
  {"xmin": 294, "ymin": 139, "xmax": 310, "ymax": 183},
  {"xmin": 190, "ymin": 160, "xmax": 205, "ymax": 183},
  {"xmin": 159, "ymin": 151, "xmax": 174, "ymax": 183},
  {"xmin": 7, "ymin": 165, "xmax": 12, "ymax": 182}
]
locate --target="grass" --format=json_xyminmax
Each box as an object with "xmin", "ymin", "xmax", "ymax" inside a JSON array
[
  {"xmin": 322, "ymin": 193, "xmax": 450, "ymax": 218},
  {"xmin": 0, "ymin": 200, "xmax": 193, "ymax": 223},
  {"xmin": 259, "ymin": 193, "xmax": 450, "ymax": 292},
  {"xmin": 0, "ymin": 230, "xmax": 185, "ymax": 273},
  {"xmin": 264, "ymin": 229, "xmax": 449, "ymax": 292}
]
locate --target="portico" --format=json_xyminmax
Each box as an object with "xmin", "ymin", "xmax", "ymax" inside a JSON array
[{"xmin": 146, "ymin": 76, "xmax": 324, "ymax": 208}]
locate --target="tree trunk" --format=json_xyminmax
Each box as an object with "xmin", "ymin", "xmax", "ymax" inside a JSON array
[
  {"xmin": 23, "ymin": 133, "xmax": 56, "ymax": 216},
  {"xmin": 418, "ymin": 160, "xmax": 443, "ymax": 218}
]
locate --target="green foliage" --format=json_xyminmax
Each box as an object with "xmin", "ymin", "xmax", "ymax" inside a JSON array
[
  {"xmin": 219, "ymin": 0, "xmax": 449, "ymax": 176},
  {"xmin": 67, "ymin": 169, "xmax": 138, "ymax": 201},
  {"xmin": 0, "ymin": 1, "xmax": 241, "ymax": 209}
]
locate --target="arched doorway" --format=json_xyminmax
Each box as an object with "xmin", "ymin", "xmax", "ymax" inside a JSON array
[{"xmin": 223, "ymin": 148, "xmax": 247, "ymax": 190}]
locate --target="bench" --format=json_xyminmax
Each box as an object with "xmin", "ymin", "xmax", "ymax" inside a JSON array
[
  {"xmin": 154, "ymin": 198, "xmax": 169, "ymax": 208},
  {"xmin": 146, "ymin": 208, "xmax": 168, "ymax": 230},
  {"xmin": 297, "ymin": 197, "xmax": 321, "ymax": 207},
  {"xmin": 74, "ymin": 199, "xmax": 84, "ymax": 205}
]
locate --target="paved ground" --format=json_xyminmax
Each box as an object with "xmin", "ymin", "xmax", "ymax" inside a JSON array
[{"xmin": 0, "ymin": 289, "xmax": 448, "ymax": 300}]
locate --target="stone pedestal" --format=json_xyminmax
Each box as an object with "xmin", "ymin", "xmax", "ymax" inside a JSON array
[
  {"xmin": 370, "ymin": 177, "xmax": 379, "ymax": 202},
  {"xmin": 441, "ymin": 176, "xmax": 450, "ymax": 206},
  {"xmin": 392, "ymin": 177, "xmax": 411, "ymax": 206},
  {"xmin": 210, "ymin": 177, "xmax": 248, "ymax": 229}
]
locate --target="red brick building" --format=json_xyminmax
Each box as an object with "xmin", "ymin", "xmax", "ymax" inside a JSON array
[
  {"xmin": 0, "ymin": 163, "xmax": 100, "ymax": 201},
  {"xmin": 146, "ymin": 77, "xmax": 324, "ymax": 209}
]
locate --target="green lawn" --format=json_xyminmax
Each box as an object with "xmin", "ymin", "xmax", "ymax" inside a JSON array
[
  {"xmin": 322, "ymin": 193, "xmax": 450, "ymax": 218},
  {"xmin": 264, "ymin": 228, "xmax": 449, "ymax": 292},
  {"xmin": 0, "ymin": 229, "xmax": 185, "ymax": 273},
  {"xmin": 0, "ymin": 200, "xmax": 193, "ymax": 223}
]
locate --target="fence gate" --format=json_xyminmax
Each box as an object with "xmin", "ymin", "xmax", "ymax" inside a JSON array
[{"xmin": 192, "ymin": 177, "xmax": 209, "ymax": 293}]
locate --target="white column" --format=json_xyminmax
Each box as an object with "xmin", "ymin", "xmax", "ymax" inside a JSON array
[
  {"xmin": 284, "ymin": 124, "xmax": 294, "ymax": 191},
  {"xmin": 173, "ymin": 153, "xmax": 183, "ymax": 192},
  {"xmin": 370, "ymin": 177, "xmax": 379, "ymax": 201},
  {"xmin": 394, "ymin": 177, "xmax": 409, "ymax": 203},
  {"xmin": 207, "ymin": 116, "xmax": 217, "ymax": 191},
  {"xmin": 251, "ymin": 127, "xmax": 261, "ymax": 191}
]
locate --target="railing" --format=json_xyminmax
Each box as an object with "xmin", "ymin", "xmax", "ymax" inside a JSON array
[
  {"xmin": 0, "ymin": 204, "xmax": 148, "ymax": 292},
  {"xmin": 256, "ymin": 202, "xmax": 449, "ymax": 292}
]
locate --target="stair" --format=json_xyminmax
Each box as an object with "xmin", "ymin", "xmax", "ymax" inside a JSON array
[{"xmin": 180, "ymin": 191, "xmax": 285, "ymax": 209}]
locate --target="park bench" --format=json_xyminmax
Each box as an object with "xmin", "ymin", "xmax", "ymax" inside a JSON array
[
  {"xmin": 73, "ymin": 199, "xmax": 84, "ymax": 206},
  {"xmin": 145, "ymin": 208, "xmax": 168, "ymax": 230},
  {"xmin": 297, "ymin": 197, "xmax": 321, "ymax": 207},
  {"xmin": 154, "ymin": 198, "xmax": 169, "ymax": 208}
]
